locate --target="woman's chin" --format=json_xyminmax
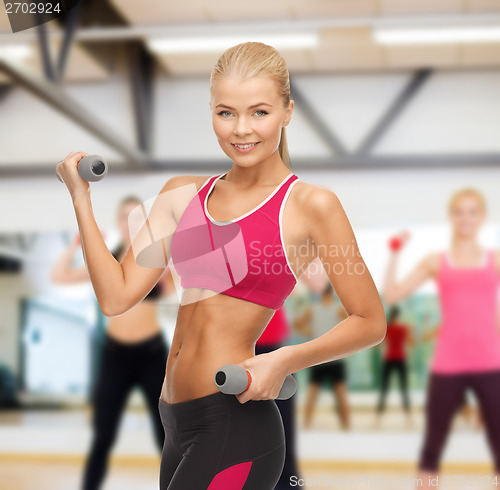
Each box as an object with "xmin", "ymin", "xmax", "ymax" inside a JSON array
[{"xmin": 225, "ymin": 155, "xmax": 261, "ymax": 168}]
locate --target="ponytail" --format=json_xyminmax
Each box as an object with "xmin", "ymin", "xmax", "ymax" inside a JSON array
[{"xmin": 279, "ymin": 127, "xmax": 291, "ymax": 169}]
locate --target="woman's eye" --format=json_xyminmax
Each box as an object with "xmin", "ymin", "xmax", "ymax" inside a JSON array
[
  {"xmin": 217, "ymin": 111, "xmax": 232, "ymax": 117},
  {"xmin": 255, "ymin": 110, "xmax": 268, "ymax": 116}
]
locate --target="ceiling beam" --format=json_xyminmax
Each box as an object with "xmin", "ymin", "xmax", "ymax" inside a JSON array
[
  {"xmin": 290, "ymin": 77, "xmax": 348, "ymax": 157},
  {"xmin": 355, "ymin": 69, "xmax": 432, "ymax": 155},
  {"xmin": 1, "ymin": 153, "xmax": 499, "ymax": 178},
  {"xmin": 0, "ymin": 84, "xmax": 13, "ymax": 103},
  {"xmin": 0, "ymin": 57, "xmax": 147, "ymax": 165},
  {"xmin": 55, "ymin": 0, "xmax": 84, "ymax": 83},
  {"xmin": 35, "ymin": 16, "xmax": 55, "ymax": 82},
  {"xmin": 128, "ymin": 42, "xmax": 155, "ymax": 154}
]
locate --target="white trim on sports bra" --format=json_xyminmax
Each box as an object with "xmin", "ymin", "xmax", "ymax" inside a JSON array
[
  {"xmin": 279, "ymin": 178, "xmax": 300, "ymax": 281},
  {"xmin": 204, "ymin": 171, "xmax": 295, "ymax": 226}
]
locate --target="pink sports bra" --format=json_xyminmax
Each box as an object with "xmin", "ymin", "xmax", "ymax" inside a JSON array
[{"xmin": 170, "ymin": 172, "xmax": 300, "ymax": 310}]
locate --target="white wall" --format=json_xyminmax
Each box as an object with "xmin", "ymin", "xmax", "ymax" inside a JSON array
[{"xmin": 1, "ymin": 69, "xmax": 500, "ymax": 167}]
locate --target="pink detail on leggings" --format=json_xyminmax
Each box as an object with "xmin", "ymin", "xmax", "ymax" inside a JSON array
[{"xmin": 207, "ymin": 461, "xmax": 252, "ymax": 490}]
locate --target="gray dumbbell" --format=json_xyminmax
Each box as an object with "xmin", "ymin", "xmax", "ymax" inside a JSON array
[
  {"xmin": 57, "ymin": 155, "xmax": 108, "ymax": 183},
  {"xmin": 215, "ymin": 364, "xmax": 297, "ymax": 400}
]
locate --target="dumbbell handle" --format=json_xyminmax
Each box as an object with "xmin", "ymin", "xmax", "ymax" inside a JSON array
[
  {"xmin": 215, "ymin": 364, "xmax": 297, "ymax": 400},
  {"xmin": 56, "ymin": 154, "xmax": 108, "ymax": 183}
]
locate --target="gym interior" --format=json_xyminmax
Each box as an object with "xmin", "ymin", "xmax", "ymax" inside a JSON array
[{"xmin": 1, "ymin": 1, "xmax": 500, "ymax": 489}]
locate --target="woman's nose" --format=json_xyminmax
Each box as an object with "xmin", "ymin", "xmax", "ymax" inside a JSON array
[{"xmin": 233, "ymin": 117, "xmax": 252, "ymax": 136}]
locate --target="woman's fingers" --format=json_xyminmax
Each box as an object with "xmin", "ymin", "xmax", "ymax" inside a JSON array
[{"xmin": 57, "ymin": 151, "xmax": 91, "ymax": 199}]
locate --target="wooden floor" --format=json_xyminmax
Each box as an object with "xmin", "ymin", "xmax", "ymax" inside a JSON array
[
  {"xmin": 0, "ymin": 398, "xmax": 491, "ymax": 489},
  {"xmin": 0, "ymin": 459, "xmax": 160, "ymax": 490},
  {"xmin": 0, "ymin": 459, "xmax": 493, "ymax": 490}
]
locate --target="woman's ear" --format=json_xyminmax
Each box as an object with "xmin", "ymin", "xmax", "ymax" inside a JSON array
[{"xmin": 283, "ymin": 99, "xmax": 294, "ymax": 128}]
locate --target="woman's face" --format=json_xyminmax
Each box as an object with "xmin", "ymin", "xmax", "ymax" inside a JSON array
[
  {"xmin": 449, "ymin": 195, "xmax": 485, "ymax": 238},
  {"xmin": 210, "ymin": 76, "xmax": 293, "ymax": 168}
]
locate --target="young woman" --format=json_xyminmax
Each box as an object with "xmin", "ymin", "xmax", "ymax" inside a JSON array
[
  {"xmin": 56, "ymin": 42, "xmax": 386, "ymax": 490},
  {"xmin": 383, "ymin": 188, "xmax": 500, "ymax": 486},
  {"xmin": 51, "ymin": 196, "xmax": 171, "ymax": 490}
]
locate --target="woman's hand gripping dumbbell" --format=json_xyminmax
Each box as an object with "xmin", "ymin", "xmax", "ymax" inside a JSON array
[
  {"xmin": 56, "ymin": 153, "xmax": 107, "ymax": 184},
  {"xmin": 215, "ymin": 364, "xmax": 297, "ymax": 400}
]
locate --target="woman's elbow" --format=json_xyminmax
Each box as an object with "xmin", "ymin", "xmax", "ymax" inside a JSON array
[
  {"xmin": 99, "ymin": 297, "xmax": 129, "ymax": 318},
  {"xmin": 99, "ymin": 301, "xmax": 116, "ymax": 317},
  {"xmin": 359, "ymin": 307, "xmax": 386, "ymax": 346},
  {"xmin": 371, "ymin": 313, "xmax": 387, "ymax": 345}
]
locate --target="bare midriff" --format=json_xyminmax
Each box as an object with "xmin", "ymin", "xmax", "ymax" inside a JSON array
[
  {"xmin": 160, "ymin": 290, "xmax": 275, "ymax": 405},
  {"xmin": 107, "ymin": 300, "xmax": 161, "ymax": 343}
]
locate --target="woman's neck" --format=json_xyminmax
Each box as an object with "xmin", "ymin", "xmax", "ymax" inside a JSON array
[
  {"xmin": 450, "ymin": 235, "xmax": 480, "ymax": 253},
  {"xmin": 226, "ymin": 152, "xmax": 290, "ymax": 186}
]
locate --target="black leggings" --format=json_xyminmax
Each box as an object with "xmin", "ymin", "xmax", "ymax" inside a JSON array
[
  {"xmin": 419, "ymin": 369, "xmax": 500, "ymax": 473},
  {"xmin": 82, "ymin": 332, "xmax": 168, "ymax": 490},
  {"xmin": 377, "ymin": 359, "xmax": 410, "ymax": 413},
  {"xmin": 159, "ymin": 391, "xmax": 286, "ymax": 490}
]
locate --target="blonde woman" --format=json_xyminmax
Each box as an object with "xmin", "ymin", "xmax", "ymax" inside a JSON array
[
  {"xmin": 383, "ymin": 188, "xmax": 500, "ymax": 487},
  {"xmin": 57, "ymin": 42, "xmax": 385, "ymax": 490}
]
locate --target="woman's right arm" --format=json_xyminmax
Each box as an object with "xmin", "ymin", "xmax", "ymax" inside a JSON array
[
  {"xmin": 382, "ymin": 232, "xmax": 438, "ymax": 306},
  {"xmin": 57, "ymin": 151, "xmax": 204, "ymax": 317}
]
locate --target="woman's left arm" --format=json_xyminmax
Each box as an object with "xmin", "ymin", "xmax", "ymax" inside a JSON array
[
  {"xmin": 278, "ymin": 188, "xmax": 387, "ymax": 375},
  {"xmin": 237, "ymin": 188, "xmax": 386, "ymax": 404}
]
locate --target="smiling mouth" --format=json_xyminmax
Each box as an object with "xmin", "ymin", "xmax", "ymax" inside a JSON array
[{"xmin": 231, "ymin": 142, "xmax": 260, "ymax": 149}]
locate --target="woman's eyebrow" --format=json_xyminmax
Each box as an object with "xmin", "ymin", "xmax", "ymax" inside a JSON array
[{"xmin": 215, "ymin": 102, "xmax": 272, "ymax": 110}]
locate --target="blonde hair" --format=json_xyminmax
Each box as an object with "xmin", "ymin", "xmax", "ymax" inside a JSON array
[
  {"xmin": 210, "ymin": 42, "xmax": 292, "ymax": 169},
  {"xmin": 448, "ymin": 187, "xmax": 487, "ymax": 215}
]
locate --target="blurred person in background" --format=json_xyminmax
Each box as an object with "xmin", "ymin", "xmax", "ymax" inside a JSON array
[
  {"xmin": 255, "ymin": 306, "xmax": 301, "ymax": 489},
  {"xmin": 375, "ymin": 305, "xmax": 415, "ymax": 429},
  {"xmin": 383, "ymin": 188, "xmax": 500, "ymax": 487},
  {"xmin": 51, "ymin": 195, "xmax": 172, "ymax": 490},
  {"xmin": 294, "ymin": 283, "xmax": 350, "ymax": 431}
]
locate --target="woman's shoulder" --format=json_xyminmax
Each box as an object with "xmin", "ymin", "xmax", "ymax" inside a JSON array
[
  {"xmin": 160, "ymin": 174, "xmax": 214, "ymax": 193},
  {"xmin": 283, "ymin": 181, "xmax": 346, "ymax": 240},
  {"xmin": 151, "ymin": 175, "xmax": 214, "ymax": 222},
  {"xmin": 289, "ymin": 180, "xmax": 342, "ymax": 215}
]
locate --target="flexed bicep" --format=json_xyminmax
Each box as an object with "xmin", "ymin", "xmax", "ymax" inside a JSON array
[{"xmin": 114, "ymin": 176, "xmax": 209, "ymax": 315}]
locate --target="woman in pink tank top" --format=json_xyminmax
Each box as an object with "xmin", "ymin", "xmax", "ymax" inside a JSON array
[{"xmin": 383, "ymin": 188, "xmax": 500, "ymax": 486}]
